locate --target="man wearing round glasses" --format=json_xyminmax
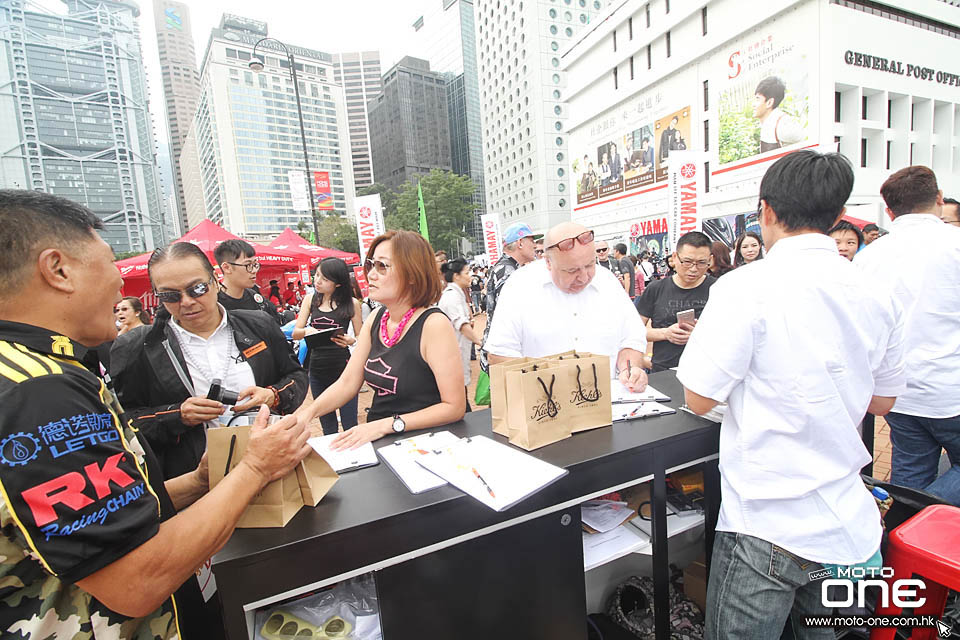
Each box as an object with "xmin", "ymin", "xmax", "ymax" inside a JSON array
[
  {"xmin": 215, "ymin": 239, "xmax": 281, "ymax": 323},
  {"xmin": 635, "ymin": 231, "xmax": 716, "ymax": 372},
  {"xmin": 485, "ymin": 222, "xmax": 648, "ymax": 391}
]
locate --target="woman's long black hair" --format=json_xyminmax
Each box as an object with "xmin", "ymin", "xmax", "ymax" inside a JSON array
[
  {"xmin": 440, "ymin": 258, "xmax": 469, "ymax": 284},
  {"xmin": 313, "ymin": 257, "xmax": 354, "ymax": 327}
]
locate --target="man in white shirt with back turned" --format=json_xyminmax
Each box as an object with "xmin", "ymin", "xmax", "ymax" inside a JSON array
[
  {"xmin": 855, "ymin": 165, "xmax": 960, "ymax": 506},
  {"xmin": 677, "ymin": 151, "xmax": 906, "ymax": 639},
  {"xmin": 485, "ymin": 221, "xmax": 648, "ymax": 392}
]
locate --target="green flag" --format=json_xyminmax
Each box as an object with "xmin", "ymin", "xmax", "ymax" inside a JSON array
[
  {"xmin": 417, "ymin": 181, "xmax": 430, "ymax": 242},
  {"xmin": 309, "ymin": 230, "xmax": 316, "ymax": 244}
]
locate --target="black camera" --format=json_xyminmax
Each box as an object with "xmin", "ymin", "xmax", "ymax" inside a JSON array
[{"xmin": 207, "ymin": 378, "xmax": 239, "ymax": 406}]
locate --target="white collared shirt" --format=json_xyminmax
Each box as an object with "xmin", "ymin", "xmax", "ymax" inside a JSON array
[
  {"xmin": 854, "ymin": 213, "xmax": 960, "ymax": 418},
  {"xmin": 169, "ymin": 305, "xmax": 256, "ymax": 399},
  {"xmin": 484, "ymin": 260, "xmax": 646, "ymax": 374},
  {"xmin": 678, "ymin": 233, "xmax": 906, "ymax": 565}
]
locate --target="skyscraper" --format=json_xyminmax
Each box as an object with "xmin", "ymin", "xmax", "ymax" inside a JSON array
[
  {"xmin": 475, "ymin": 0, "xmax": 608, "ymax": 232},
  {"xmin": 412, "ymin": 0, "xmax": 486, "ymax": 251},
  {"xmin": 153, "ymin": 0, "xmax": 200, "ymax": 236},
  {"xmin": 367, "ymin": 56, "xmax": 452, "ymax": 192},
  {"xmin": 0, "ymin": 0, "xmax": 171, "ymax": 252},
  {"xmin": 330, "ymin": 51, "xmax": 381, "ymax": 191},
  {"xmin": 183, "ymin": 15, "xmax": 355, "ymax": 238}
]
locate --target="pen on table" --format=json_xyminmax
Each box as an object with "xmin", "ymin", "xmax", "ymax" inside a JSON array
[{"xmin": 472, "ymin": 467, "xmax": 496, "ymax": 498}]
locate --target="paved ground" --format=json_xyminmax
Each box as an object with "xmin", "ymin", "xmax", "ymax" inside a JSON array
[{"xmin": 353, "ymin": 311, "xmax": 895, "ymax": 481}]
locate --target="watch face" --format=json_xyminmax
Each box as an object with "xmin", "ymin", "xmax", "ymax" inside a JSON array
[{"xmin": 392, "ymin": 417, "xmax": 405, "ymax": 432}]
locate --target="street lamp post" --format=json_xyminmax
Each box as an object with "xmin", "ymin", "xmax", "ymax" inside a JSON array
[{"xmin": 249, "ymin": 37, "xmax": 320, "ymax": 242}]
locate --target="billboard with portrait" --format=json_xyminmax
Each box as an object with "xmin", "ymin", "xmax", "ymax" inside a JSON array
[
  {"xmin": 654, "ymin": 107, "xmax": 692, "ymax": 182},
  {"xmin": 716, "ymin": 20, "xmax": 812, "ymax": 166}
]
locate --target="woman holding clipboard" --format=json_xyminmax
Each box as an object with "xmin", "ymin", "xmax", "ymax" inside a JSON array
[{"xmin": 292, "ymin": 257, "xmax": 362, "ymax": 435}]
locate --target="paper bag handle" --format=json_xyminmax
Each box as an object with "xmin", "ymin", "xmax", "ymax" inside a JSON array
[
  {"xmin": 575, "ymin": 363, "xmax": 600, "ymax": 402},
  {"xmin": 536, "ymin": 374, "xmax": 559, "ymax": 418}
]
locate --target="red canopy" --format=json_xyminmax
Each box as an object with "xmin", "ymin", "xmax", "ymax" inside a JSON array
[
  {"xmin": 267, "ymin": 228, "xmax": 360, "ymax": 266},
  {"xmin": 116, "ymin": 220, "xmax": 311, "ymax": 298},
  {"xmin": 841, "ymin": 214, "xmax": 873, "ymax": 229}
]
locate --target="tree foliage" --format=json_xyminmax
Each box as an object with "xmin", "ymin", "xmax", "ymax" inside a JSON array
[
  {"xmin": 357, "ymin": 183, "xmax": 398, "ymax": 220},
  {"xmin": 315, "ymin": 214, "xmax": 360, "ymax": 254},
  {"xmin": 114, "ymin": 250, "xmax": 144, "ymax": 261},
  {"xmin": 387, "ymin": 170, "xmax": 475, "ymax": 257}
]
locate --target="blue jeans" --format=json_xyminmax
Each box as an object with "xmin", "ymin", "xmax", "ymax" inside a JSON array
[
  {"xmin": 706, "ymin": 532, "xmax": 833, "ymax": 640},
  {"xmin": 886, "ymin": 411, "xmax": 960, "ymax": 506},
  {"xmin": 309, "ymin": 373, "xmax": 358, "ymax": 436},
  {"xmin": 470, "ymin": 290, "xmax": 482, "ymax": 310}
]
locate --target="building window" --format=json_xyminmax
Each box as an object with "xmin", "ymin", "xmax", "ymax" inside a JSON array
[
  {"xmin": 704, "ymin": 162, "xmax": 710, "ymax": 192},
  {"xmin": 630, "ymin": 56, "xmax": 634, "ymax": 80},
  {"xmin": 647, "ymin": 44, "xmax": 652, "ymax": 69},
  {"xmin": 613, "ymin": 29, "xmax": 617, "ymax": 52},
  {"xmin": 613, "ymin": 66, "xmax": 618, "ymax": 90},
  {"xmin": 702, "ymin": 7, "xmax": 708, "ymax": 35},
  {"xmin": 834, "ymin": 135, "xmax": 841, "ymax": 152},
  {"xmin": 887, "ymin": 99, "xmax": 892, "ymax": 128},
  {"xmin": 703, "ymin": 120, "xmax": 709, "ymax": 152},
  {"xmin": 645, "ymin": 3, "xmax": 650, "ymax": 27},
  {"xmin": 834, "ymin": 91, "xmax": 841, "ymax": 123},
  {"xmin": 910, "ymin": 104, "xmax": 915, "ymax": 130},
  {"xmin": 909, "ymin": 143, "xmax": 914, "ymax": 164},
  {"xmin": 886, "ymin": 140, "xmax": 891, "ymax": 169},
  {"xmin": 861, "ymin": 138, "xmax": 868, "ymax": 168},
  {"xmin": 628, "ymin": 17, "xmax": 633, "ymax": 39},
  {"xmin": 666, "ymin": 31, "xmax": 671, "ymax": 57},
  {"xmin": 861, "ymin": 95, "xmax": 868, "ymax": 120},
  {"xmin": 665, "ymin": 0, "xmax": 670, "ymax": 14},
  {"xmin": 703, "ymin": 80, "xmax": 709, "ymax": 111}
]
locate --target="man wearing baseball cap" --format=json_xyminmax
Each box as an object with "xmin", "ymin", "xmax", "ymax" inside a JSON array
[{"xmin": 479, "ymin": 222, "xmax": 540, "ymax": 374}]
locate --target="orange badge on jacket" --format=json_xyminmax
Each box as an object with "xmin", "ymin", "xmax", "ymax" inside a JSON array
[{"xmin": 242, "ymin": 341, "xmax": 267, "ymax": 359}]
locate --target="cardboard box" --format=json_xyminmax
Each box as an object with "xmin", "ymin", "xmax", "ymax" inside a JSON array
[{"xmin": 683, "ymin": 554, "xmax": 707, "ymax": 613}]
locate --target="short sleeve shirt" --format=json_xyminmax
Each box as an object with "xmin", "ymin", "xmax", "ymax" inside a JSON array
[
  {"xmin": 618, "ymin": 257, "xmax": 636, "ymax": 297},
  {"xmin": 0, "ymin": 321, "xmax": 178, "ymax": 639},
  {"xmin": 635, "ymin": 275, "xmax": 715, "ymax": 370}
]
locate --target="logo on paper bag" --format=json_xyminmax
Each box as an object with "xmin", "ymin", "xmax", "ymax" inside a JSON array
[{"xmin": 570, "ymin": 388, "xmax": 602, "ymax": 407}]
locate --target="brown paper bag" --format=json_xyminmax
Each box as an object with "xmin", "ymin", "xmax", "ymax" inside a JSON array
[
  {"xmin": 490, "ymin": 351, "xmax": 576, "ymax": 436},
  {"xmin": 296, "ymin": 451, "xmax": 339, "ymax": 507},
  {"xmin": 505, "ymin": 365, "xmax": 574, "ymax": 450},
  {"xmin": 549, "ymin": 353, "xmax": 613, "ymax": 433},
  {"xmin": 208, "ymin": 425, "xmax": 335, "ymax": 528}
]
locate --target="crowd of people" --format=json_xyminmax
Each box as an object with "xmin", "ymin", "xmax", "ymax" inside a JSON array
[{"xmin": 0, "ymin": 150, "xmax": 957, "ymax": 639}]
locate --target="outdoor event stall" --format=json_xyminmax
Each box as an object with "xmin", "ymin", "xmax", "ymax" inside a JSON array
[
  {"xmin": 115, "ymin": 221, "xmax": 359, "ymax": 300},
  {"xmin": 211, "ymin": 371, "xmax": 721, "ymax": 640}
]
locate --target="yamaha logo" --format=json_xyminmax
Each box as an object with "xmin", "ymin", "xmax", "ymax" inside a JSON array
[
  {"xmin": 359, "ymin": 207, "xmax": 371, "ymax": 219},
  {"xmin": 485, "ymin": 220, "xmax": 494, "ymax": 229},
  {"xmin": 680, "ymin": 163, "xmax": 697, "ymax": 179}
]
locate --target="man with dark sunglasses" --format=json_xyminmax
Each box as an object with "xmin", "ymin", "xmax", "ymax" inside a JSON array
[
  {"xmin": 214, "ymin": 239, "xmax": 281, "ymax": 324},
  {"xmin": 595, "ymin": 240, "xmax": 622, "ymax": 279},
  {"xmin": 486, "ymin": 222, "xmax": 648, "ymax": 391}
]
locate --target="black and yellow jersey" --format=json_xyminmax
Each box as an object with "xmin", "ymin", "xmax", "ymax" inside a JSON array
[{"xmin": 0, "ymin": 320, "xmax": 180, "ymax": 639}]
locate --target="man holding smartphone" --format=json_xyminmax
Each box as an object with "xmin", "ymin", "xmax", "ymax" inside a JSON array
[{"xmin": 634, "ymin": 231, "xmax": 715, "ymax": 371}]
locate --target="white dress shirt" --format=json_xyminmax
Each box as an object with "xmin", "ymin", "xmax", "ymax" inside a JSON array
[
  {"xmin": 438, "ymin": 283, "xmax": 473, "ymax": 385},
  {"xmin": 169, "ymin": 305, "xmax": 256, "ymax": 399},
  {"xmin": 678, "ymin": 233, "xmax": 906, "ymax": 564},
  {"xmin": 484, "ymin": 260, "xmax": 646, "ymax": 375},
  {"xmin": 854, "ymin": 213, "xmax": 960, "ymax": 418}
]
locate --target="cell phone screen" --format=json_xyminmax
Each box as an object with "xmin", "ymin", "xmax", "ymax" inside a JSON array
[{"xmin": 676, "ymin": 309, "xmax": 696, "ymax": 325}]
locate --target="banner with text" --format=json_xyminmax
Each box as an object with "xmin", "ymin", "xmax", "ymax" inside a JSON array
[
  {"xmin": 288, "ymin": 170, "xmax": 310, "ymax": 212},
  {"xmin": 353, "ymin": 266, "xmax": 369, "ymax": 298},
  {"xmin": 480, "ymin": 213, "xmax": 502, "ymax": 266},
  {"xmin": 667, "ymin": 151, "xmax": 703, "ymax": 251},
  {"xmin": 313, "ymin": 171, "xmax": 334, "ymax": 210},
  {"xmin": 354, "ymin": 194, "xmax": 385, "ymax": 263}
]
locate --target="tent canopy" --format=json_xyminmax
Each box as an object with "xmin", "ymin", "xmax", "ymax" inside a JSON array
[
  {"xmin": 267, "ymin": 228, "xmax": 360, "ymax": 266},
  {"xmin": 116, "ymin": 220, "xmax": 312, "ymax": 298}
]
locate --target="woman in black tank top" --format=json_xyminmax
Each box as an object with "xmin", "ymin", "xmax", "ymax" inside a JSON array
[
  {"xmin": 295, "ymin": 231, "xmax": 466, "ymax": 450},
  {"xmin": 292, "ymin": 258, "xmax": 362, "ymax": 435}
]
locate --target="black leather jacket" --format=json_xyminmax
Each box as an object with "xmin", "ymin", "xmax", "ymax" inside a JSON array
[{"xmin": 109, "ymin": 309, "xmax": 307, "ymax": 480}]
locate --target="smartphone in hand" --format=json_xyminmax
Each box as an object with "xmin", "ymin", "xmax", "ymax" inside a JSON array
[{"xmin": 676, "ymin": 309, "xmax": 696, "ymax": 327}]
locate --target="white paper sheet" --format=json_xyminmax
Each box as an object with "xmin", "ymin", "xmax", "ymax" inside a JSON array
[
  {"xmin": 377, "ymin": 431, "xmax": 462, "ymax": 494},
  {"xmin": 414, "ymin": 435, "xmax": 568, "ymax": 512},
  {"xmin": 613, "ymin": 401, "xmax": 676, "ymax": 422},
  {"xmin": 611, "ymin": 380, "xmax": 671, "ymax": 403},
  {"xmin": 582, "ymin": 525, "xmax": 648, "ymax": 570},
  {"xmin": 580, "ymin": 500, "xmax": 634, "ymax": 533},
  {"xmin": 308, "ymin": 434, "xmax": 379, "ymax": 473}
]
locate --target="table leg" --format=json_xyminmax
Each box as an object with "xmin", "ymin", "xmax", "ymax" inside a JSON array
[
  {"xmin": 703, "ymin": 458, "xmax": 720, "ymax": 576},
  {"xmin": 652, "ymin": 464, "xmax": 670, "ymax": 640}
]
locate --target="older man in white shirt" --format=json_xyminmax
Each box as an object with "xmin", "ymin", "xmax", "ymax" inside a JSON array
[
  {"xmin": 485, "ymin": 221, "xmax": 648, "ymax": 392},
  {"xmin": 678, "ymin": 151, "xmax": 906, "ymax": 639},
  {"xmin": 855, "ymin": 165, "xmax": 960, "ymax": 506}
]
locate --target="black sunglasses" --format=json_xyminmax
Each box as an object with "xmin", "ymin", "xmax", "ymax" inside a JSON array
[
  {"xmin": 363, "ymin": 258, "xmax": 391, "ymax": 275},
  {"xmin": 155, "ymin": 279, "xmax": 215, "ymax": 304},
  {"xmin": 547, "ymin": 230, "xmax": 594, "ymax": 252}
]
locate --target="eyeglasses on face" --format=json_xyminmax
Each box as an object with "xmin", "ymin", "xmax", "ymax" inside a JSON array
[
  {"xmin": 225, "ymin": 260, "xmax": 261, "ymax": 273},
  {"xmin": 547, "ymin": 230, "xmax": 594, "ymax": 252},
  {"xmin": 596, "ymin": 247, "xmax": 609, "ymax": 253},
  {"xmin": 363, "ymin": 258, "xmax": 392, "ymax": 275},
  {"xmin": 154, "ymin": 279, "xmax": 215, "ymax": 304},
  {"xmin": 677, "ymin": 258, "xmax": 711, "ymax": 269},
  {"xmin": 534, "ymin": 249, "xmax": 544, "ymax": 256}
]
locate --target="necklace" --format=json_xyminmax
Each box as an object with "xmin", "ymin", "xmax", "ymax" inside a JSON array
[
  {"xmin": 380, "ymin": 307, "xmax": 417, "ymax": 347},
  {"xmin": 180, "ymin": 326, "xmax": 237, "ymax": 388}
]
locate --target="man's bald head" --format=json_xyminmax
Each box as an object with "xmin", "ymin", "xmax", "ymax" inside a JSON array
[{"xmin": 544, "ymin": 221, "xmax": 590, "ymax": 251}]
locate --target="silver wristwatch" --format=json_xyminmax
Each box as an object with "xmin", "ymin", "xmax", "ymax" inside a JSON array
[{"xmin": 392, "ymin": 414, "xmax": 406, "ymax": 433}]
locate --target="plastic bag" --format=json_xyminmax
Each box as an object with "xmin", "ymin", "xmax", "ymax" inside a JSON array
[{"xmin": 255, "ymin": 573, "xmax": 381, "ymax": 640}]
